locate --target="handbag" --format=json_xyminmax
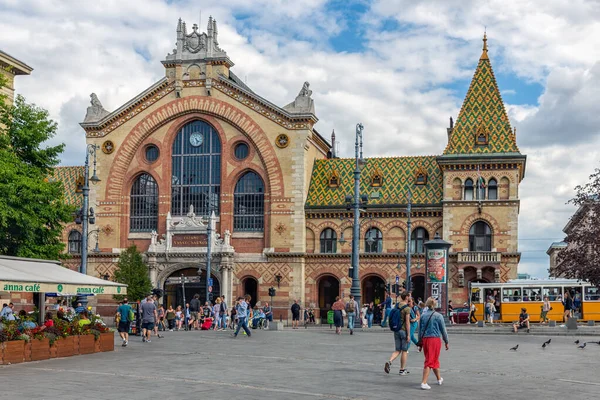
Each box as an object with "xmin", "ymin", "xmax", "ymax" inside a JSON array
[
  {"xmin": 342, "ymin": 309, "xmax": 347, "ymax": 317},
  {"xmin": 416, "ymin": 312, "xmax": 436, "ymax": 347}
]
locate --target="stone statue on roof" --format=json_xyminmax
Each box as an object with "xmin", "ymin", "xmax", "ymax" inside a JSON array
[
  {"xmin": 284, "ymin": 81, "xmax": 315, "ymax": 115},
  {"xmin": 84, "ymin": 93, "xmax": 110, "ymax": 123}
]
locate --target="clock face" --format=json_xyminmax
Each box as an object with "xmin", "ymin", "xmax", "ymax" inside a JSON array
[{"xmin": 189, "ymin": 132, "xmax": 204, "ymax": 147}]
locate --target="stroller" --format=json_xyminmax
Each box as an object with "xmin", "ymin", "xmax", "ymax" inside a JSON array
[{"xmin": 251, "ymin": 310, "xmax": 267, "ymax": 329}]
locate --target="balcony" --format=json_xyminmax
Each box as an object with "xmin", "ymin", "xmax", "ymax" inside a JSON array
[{"xmin": 456, "ymin": 251, "xmax": 501, "ymax": 264}]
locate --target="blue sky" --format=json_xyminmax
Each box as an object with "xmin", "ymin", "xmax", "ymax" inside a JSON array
[{"xmin": 2, "ymin": 0, "xmax": 600, "ymax": 278}]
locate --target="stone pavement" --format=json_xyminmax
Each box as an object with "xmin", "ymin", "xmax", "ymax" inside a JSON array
[{"xmin": 1, "ymin": 328, "xmax": 599, "ymax": 400}]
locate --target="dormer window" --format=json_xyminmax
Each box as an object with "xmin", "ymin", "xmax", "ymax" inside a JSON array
[
  {"xmin": 371, "ymin": 172, "xmax": 383, "ymax": 187},
  {"xmin": 415, "ymin": 167, "xmax": 428, "ymax": 185},
  {"xmin": 75, "ymin": 176, "xmax": 84, "ymax": 193},
  {"xmin": 476, "ymin": 125, "xmax": 488, "ymax": 145},
  {"xmin": 328, "ymin": 173, "xmax": 339, "ymax": 188}
]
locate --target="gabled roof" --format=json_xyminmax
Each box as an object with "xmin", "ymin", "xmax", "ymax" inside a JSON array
[
  {"xmin": 48, "ymin": 166, "xmax": 84, "ymax": 207},
  {"xmin": 443, "ymin": 34, "xmax": 519, "ymax": 155},
  {"xmin": 305, "ymin": 156, "xmax": 442, "ymax": 208}
]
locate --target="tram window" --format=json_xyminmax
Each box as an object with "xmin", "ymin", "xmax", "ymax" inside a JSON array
[
  {"xmin": 503, "ymin": 288, "xmax": 521, "ymax": 302},
  {"xmin": 543, "ymin": 287, "xmax": 561, "ymax": 301},
  {"xmin": 471, "ymin": 289, "xmax": 481, "ymax": 303},
  {"xmin": 585, "ymin": 287, "xmax": 600, "ymax": 301},
  {"xmin": 522, "ymin": 287, "xmax": 542, "ymax": 301}
]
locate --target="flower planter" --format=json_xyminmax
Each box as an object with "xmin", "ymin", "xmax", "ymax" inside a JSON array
[
  {"xmin": 55, "ymin": 336, "xmax": 76, "ymax": 358},
  {"xmin": 78, "ymin": 334, "xmax": 95, "ymax": 355},
  {"xmin": 30, "ymin": 338, "xmax": 50, "ymax": 361},
  {"xmin": 1, "ymin": 340, "xmax": 25, "ymax": 364},
  {"xmin": 99, "ymin": 332, "xmax": 114, "ymax": 352}
]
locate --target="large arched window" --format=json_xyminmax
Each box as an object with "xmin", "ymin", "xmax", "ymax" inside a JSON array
[
  {"xmin": 469, "ymin": 221, "xmax": 492, "ymax": 251},
  {"xmin": 234, "ymin": 171, "xmax": 264, "ymax": 232},
  {"xmin": 130, "ymin": 173, "xmax": 158, "ymax": 232},
  {"xmin": 68, "ymin": 230, "xmax": 82, "ymax": 254},
  {"xmin": 464, "ymin": 179, "xmax": 474, "ymax": 200},
  {"xmin": 171, "ymin": 120, "xmax": 221, "ymax": 216},
  {"xmin": 320, "ymin": 228, "xmax": 337, "ymax": 253},
  {"xmin": 488, "ymin": 178, "xmax": 498, "ymax": 200},
  {"xmin": 365, "ymin": 228, "xmax": 383, "ymax": 253},
  {"xmin": 411, "ymin": 227, "xmax": 429, "ymax": 254}
]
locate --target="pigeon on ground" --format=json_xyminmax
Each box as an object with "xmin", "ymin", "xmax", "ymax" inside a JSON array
[
  {"xmin": 544, "ymin": 339, "xmax": 551, "ymax": 345},
  {"xmin": 510, "ymin": 345, "xmax": 519, "ymax": 351},
  {"xmin": 574, "ymin": 340, "xmax": 580, "ymax": 345},
  {"xmin": 542, "ymin": 342, "xmax": 547, "ymax": 348},
  {"xmin": 578, "ymin": 343, "xmax": 586, "ymax": 349}
]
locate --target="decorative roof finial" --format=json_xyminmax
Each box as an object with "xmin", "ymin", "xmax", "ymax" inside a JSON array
[{"xmin": 480, "ymin": 29, "xmax": 489, "ymax": 60}]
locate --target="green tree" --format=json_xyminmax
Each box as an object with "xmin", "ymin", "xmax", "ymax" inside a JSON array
[
  {"xmin": 113, "ymin": 245, "xmax": 152, "ymax": 302},
  {"xmin": 0, "ymin": 75, "xmax": 73, "ymax": 259}
]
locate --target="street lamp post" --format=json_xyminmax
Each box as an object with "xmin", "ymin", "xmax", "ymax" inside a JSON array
[
  {"xmin": 406, "ymin": 189, "xmax": 412, "ymax": 294},
  {"xmin": 350, "ymin": 123, "xmax": 364, "ymax": 329},
  {"xmin": 205, "ymin": 207, "xmax": 214, "ymax": 304},
  {"xmin": 78, "ymin": 144, "xmax": 100, "ymax": 307}
]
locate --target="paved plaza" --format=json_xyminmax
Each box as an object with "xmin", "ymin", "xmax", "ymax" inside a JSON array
[{"xmin": 1, "ymin": 328, "xmax": 599, "ymax": 399}]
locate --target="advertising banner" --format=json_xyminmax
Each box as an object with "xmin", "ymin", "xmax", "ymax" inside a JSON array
[{"xmin": 427, "ymin": 249, "xmax": 447, "ymax": 284}]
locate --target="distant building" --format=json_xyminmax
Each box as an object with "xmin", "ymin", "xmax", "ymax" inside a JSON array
[
  {"xmin": 0, "ymin": 50, "xmax": 33, "ymax": 106},
  {"xmin": 547, "ymin": 241, "xmax": 567, "ymax": 277}
]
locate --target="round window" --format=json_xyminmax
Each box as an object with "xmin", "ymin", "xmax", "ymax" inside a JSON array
[
  {"xmin": 234, "ymin": 142, "xmax": 249, "ymax": 160},
  {"xmin": 145, "ymin": 145, "xmax": 159, "ymax": 163}
]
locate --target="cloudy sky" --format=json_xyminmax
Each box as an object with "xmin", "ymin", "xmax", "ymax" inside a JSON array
[{"xmin": 2, "ymin": 0, "xmax": 599, "ymax": 278}]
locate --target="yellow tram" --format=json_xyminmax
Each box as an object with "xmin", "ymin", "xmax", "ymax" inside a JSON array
[{"xmin": 469, "ymin": 279, "xmax": 600, "ymax": 323}]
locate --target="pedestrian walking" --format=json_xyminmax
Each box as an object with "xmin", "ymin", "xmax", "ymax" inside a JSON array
[
  {"xmin": 540, "ymin": 296, "xmax": 551, "ymax": 324},
  {"xmin": 229, "ymin": 304, "xmax": 237, "ymax": 330},
  {"xmin": 140, "ymin": 294, "xmax": 158, "ymax": 343},
  {"xmin": 190, "ymin": 294, "xmax": 201, "ymax": 330},
  {"xmin": 184, "ymin": 303, "xmax": 191, "ymax": 330},
  {"xmin": 116, "ymin": 298, "xmax": 132, "ymax": 347},
  {"xmin": 562, "ymin": 291, "xmax": 573, "ymax": 322},
  {"xmin": 448, "ymin": 300, "xmax": 455, "ymax": 324},
  {"xmin": 384, "ymin": 292, "xmax": 411, "ymax": 376},
  {"xmin": 213, "ymin": 298, "xmax": 222, "ymax": 330},
  {"xmin": 219, "ymin": 296, "xmax": 228, "ymax": 331},
  {"xmin": 331, "ymin": 296, "xmax": 345, "ymax": 334},
  {"xmin": 263, "ymin": 302, "xmax": 273, "ymax": 329},
  {"xmin": 166, "ymin": 305, "xmax": 176, "ymax": 331},
  {"xmin": 418, "ymin": 297, "xmax": 449, "ymax": 390},
  {"xmin": 468, "ymin": 302, "xmax": 477, "ymax": 324},
  {"xmin": 408, "ymin": 297, "xmax": 419, "ymax": 346},
  {"xmin": 366, "ymin": 302, "xmax": 374, "ymax": 328},
  {"xmin": 361, "ymin": 304, "xmax": 368, "ymax": 329},
  {"xmin": 175, "ymin": 306, "xmax": 183, "ymax": 330},
  {"xmin": 345, "ymin": 295, "xmax": 360, "ymax": 335},
  {"xmin": 291, "ymin": 299, "xmax": 301, "ymax": 329},
  {"xmin": 380, "ymin": 291, "xmax": 392, "ymax": 328},
  {"xmin": 157, "ymin": 304, "xmax": 166, "ymax": 331},
  {"xmin": 232, "ymin": 297, "xmax": 251, "ymax": 338}
]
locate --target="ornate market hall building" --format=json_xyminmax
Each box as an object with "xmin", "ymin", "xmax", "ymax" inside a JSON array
[{"xmin": 57, "ymin": 20, "xmax": 526, "ymax": 320}]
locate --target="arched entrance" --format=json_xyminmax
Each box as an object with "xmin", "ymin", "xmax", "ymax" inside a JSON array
[
  {"xmin": 411, "ymin": 275, "xmax": 425, "ymax": 303},
  {"xmin": 242, "ymin": 277, "xmax": 258, "ymax": 308},
  {"xmin": 362, "ymin": 275, "xmax": 386, "ymax": 306},
  {"xmin": 317, "ymin": 275, "xmax": 340, "ymax": 323},
  {"xmin": 164, "ymin": 267, "xmax": 221, "ymax": 308}
]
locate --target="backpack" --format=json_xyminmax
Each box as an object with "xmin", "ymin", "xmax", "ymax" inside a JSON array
[
  {"xmin": 128, "ymin": 308, "xmax": 135, "ymax": 322},
  {"xmin": 347, "ymin": 301, "xmax": 355, "ymax": 313},
  {"xmin": 389, "ymin": 304, "xmax": 409, "ymax": 332}
]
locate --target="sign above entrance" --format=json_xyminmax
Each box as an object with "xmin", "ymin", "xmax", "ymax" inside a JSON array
[{"xmin": 172, "ymin": 234, "xmax": 207, "ymax": 247}]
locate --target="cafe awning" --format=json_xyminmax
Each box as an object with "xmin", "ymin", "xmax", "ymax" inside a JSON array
[{"xmin": 0, "ymin": 255, "xmax": 127, "ymax": 295}]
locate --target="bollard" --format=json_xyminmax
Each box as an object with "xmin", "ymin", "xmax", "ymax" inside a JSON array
[
  {"xmin": 566, "ymin": 317, "xmax": 578, "ymax": 330},
  {"xmin": 477, "ymin": 320, "xmax": 485, "ymax": 327},
  {"xmin": 549, "ymin": 320, "xmax": 556, "ymax": 327},
  {"xmin": 588, "ymin": 320, "xmax": 595, "ymax": 327}
]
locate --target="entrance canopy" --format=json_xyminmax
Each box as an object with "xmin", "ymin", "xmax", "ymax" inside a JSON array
[{"xmin": 0, "ymin": 255, "xmax": 127, "ymax": 295}]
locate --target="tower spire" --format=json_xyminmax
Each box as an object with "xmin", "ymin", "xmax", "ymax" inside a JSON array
[{"xmin": 480, "ymin": 30, "xmax": 489, "ymax": 60}]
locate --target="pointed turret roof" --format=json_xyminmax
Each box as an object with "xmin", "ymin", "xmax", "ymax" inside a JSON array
[{"xmin": 443, "ymin": 33, "xmax": 519, "ymax": 155}]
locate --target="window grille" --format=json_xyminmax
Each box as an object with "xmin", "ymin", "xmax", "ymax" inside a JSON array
[
  {"xmin": 171, "ymin": 121, "xmax": 221, "ymax": 216},
  {"xmin": 234, "ymin": 172, "xmax": 264, "ymax": 231},
  {"xmin": 68, "ymin": 230, "xmax": 82, "ymax": 254},
  {"xmin": 130, "ymin": 173, "xmax": 158, "ymax": 232},
  {"xmin": 320, "ymin": 228, "xmax": 337, "ymax": 253}
]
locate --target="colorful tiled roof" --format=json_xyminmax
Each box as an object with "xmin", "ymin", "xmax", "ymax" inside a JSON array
[
  {"xmin": 305, "ymin": 156, "xmax": 442, "ymax": 208},
  {"xmin": 48, "ymin": 166, "xmax": 84, "ymax": 207},
  {"xmin": 443, "ymin": 35, "xmax": 520, "ymax": 155}
]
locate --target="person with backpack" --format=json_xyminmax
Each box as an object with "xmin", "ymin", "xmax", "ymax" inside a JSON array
[
  {"xmin": 116, "ymin": 298, "xmax": 134, "ymax": 347},
  {"xmin": 345, "ymin": 295, "xmax": 360, "ymax": 335},
  {"xmin": 384, "ymin": 292, "xmax": 412, "ymax": 375}
]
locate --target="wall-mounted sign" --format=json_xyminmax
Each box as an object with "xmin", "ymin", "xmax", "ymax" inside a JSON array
[{"xmin": 172, "ymin": 234, "xmax": 208, "ymax": 247}]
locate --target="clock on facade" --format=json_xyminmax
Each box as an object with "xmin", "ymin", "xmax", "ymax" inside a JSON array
[{"xmin": 189, "ymin": 132, "xmax": 204, "ymax": 147}]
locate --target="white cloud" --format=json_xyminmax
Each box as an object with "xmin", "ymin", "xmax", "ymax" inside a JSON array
[{"xmin": 2, "ymin": 0, "xmax": 600, "ymax": 278}]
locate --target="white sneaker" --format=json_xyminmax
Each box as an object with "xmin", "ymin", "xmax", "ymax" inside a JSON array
[
  {"xmin": 421, "ymin": 383, "xmax": 431, "ymax": 390},
  {"xmin": 438, "ymin": 378, "xmax": 443, "ymax": 385}
]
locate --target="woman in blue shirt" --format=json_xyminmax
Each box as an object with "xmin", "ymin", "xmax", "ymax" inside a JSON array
[{"xmin": 418, "ymin": 297, "xmax": 449, "ymax": 390}]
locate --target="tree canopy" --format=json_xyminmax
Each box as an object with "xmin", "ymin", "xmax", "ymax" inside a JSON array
[
  {"xmin": 555, "ymin": 168, "xmax": 600, "ymax": 286},
  {"xmin": 0, "ymin": 74, "xmax": 73, "ymax": 259},
  {"xmin": 113, "ymin": 245, "xmax": 152, "ymax": 302}
]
